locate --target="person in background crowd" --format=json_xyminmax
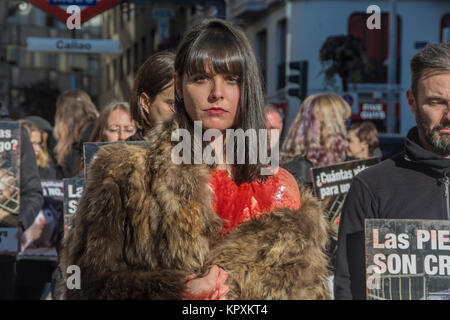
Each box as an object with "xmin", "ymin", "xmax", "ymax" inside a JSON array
[
  {"xmin": 346, "ymin": 121, "xmax": 381, "ymax": 160},
  {"xmin": 58, "ymin": 19, "xmax": 329, "ymax": 300},
  {"xmin": 18, "ymin": 119, "xmax": 56, "ymax": 179},
  {"xmin": 335, "ymin": 41, "xmax": 450, "ymax": 299},
  {"xmin": 0, "ymin": 100, "xmax": 43, "ymax": 300},
  {"xmin": 53, "ymin": 89, "xmax": 99, "ymax": 179},
  {"xmin": 24, "ymin": 115, "xmax": 57, "ymax": 164},
  {"xmin": 128, "ymin": 51, "xmax": 175, "ymax": 141},
  {"xmin": 264, "ymin": 104, "xmax": 284, "ymax": 148},
  {"xmin": 89, "ymin": 102, "xmax": 136, "ymax": 142},
  {"xmin": 281, "ymin": 93, "xmax": 351, "ymax": 186}
]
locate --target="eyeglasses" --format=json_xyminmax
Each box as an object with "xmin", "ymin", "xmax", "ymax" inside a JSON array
[{"xmin": 106, "ymin": 126, "xmax": 136, "ymax": 135}]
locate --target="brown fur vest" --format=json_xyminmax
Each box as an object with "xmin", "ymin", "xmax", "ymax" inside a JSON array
[{"xmin": 58, "ymin": 119, "xmax": 330, "ymax": 299}]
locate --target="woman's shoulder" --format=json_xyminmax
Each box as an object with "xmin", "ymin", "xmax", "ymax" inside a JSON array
[{"xmin": 87, "ymin": 142, "xmax": 149, "ymax": 181}]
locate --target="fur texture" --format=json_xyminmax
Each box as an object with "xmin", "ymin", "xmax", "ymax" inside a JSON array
[{"xmin": 58, "ymin": 119, "xmax": 329, "ymax": 300}]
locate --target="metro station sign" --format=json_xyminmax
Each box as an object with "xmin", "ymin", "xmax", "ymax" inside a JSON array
[{"xmin": 29, "ymin": 0, "xmax": 122, "ymax": 25}]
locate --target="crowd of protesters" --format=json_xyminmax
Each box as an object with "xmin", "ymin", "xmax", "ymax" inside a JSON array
[{"xmin": 0, "ymin": 18, "xmax": 449, "ymax": 300}]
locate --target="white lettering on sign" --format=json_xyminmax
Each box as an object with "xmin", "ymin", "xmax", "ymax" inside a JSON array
[
  {"xmin": 361, "ymin": 103, "xmax": 386, "ymax": 120},
  {"xmin": 424, "ymin": 255, "xmax": 450, "ymax": 275},
  {"xmin": 68, "ymin": 185, "xmax": 83, "ymax": 198},
  {"xmin": 27, "ymin": 37, "xmax": 120, "ymax": 54},
  {"xmin": 0, "ymin": 139, "xmax": 18, "ymax": 152},
  {"xmin": 417, "ymin": 230, "xmax": 450, "ymax": 250},
  {"xmin": 0, "ymin": 129, "xmax": 12, "ymax": 139},
  {"xmin": 56, "ymin": 40, "xmax": 92, "ymax": 50},
  {"xmin": 373, "ymin": 228, "xmax": 410, "ymax": 249},
  {"xmin": 372, "ymin": 253, "xmax": 417, "ymax": 275}
]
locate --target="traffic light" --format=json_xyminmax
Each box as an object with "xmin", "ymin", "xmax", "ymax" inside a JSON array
[{"xmin": 287, "ymin": 60, "xmax": 308, "ymax": 100}]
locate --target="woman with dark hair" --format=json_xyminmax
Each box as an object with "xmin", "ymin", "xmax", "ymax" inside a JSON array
[
  {"xmin": 53, "ymin": 89, "xmax": 99, "ymax": 178},
  {"xmin": 346, "ymin": 121, "xmax": 380, "ymax": 160},
  {"xmin": 128, "ymin": 51, "xmax": 175, "ymax": 140},
  {"xmin": 59, "ymin": 19, "xmax": 328, "ymax": 300},
  {"xmin": 89, "ymin": 101, "xmax": 136, "ymax": 142}
]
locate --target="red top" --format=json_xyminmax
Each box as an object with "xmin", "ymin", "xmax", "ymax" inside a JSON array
[{"xmin": 209, "ymin": 168, "xmax": 301, "ymax": 234}]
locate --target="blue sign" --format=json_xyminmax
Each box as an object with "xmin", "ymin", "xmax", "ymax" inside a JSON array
[
  {"xmin": 50, "ymin": 0, "xmax": 97, "ymax": 6},
  {"xmin": 27, "ymin": 37, "xmax": 120, "ymax": 54}
]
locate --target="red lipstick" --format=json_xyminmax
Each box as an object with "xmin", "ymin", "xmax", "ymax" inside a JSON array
[{"xmin": 206, "ymin": 108, "xmax": 226, "ymax": 115}]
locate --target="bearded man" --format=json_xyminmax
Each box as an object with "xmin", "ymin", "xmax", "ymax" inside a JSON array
[{"xmin": 334, "ymin": 41, "xmax": 450, "ymax": 300}]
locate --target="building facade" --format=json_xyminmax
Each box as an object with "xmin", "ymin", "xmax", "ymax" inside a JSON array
[
  {"xmin": 1, "ymin": 0, "xmax": 102, "ymax": 119},
  {"xmin": 228, "ymin": 0, "xmax": 450, "ymax": 135},
  {"xmin": 98, "ymin": 1, "xmax": 223, "ymax": 108}
]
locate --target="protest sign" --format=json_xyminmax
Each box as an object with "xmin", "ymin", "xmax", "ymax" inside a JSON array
[
  {"xmin": 63, "ymin": 178, "xmax": 84, "ymax": 228},
  {"xmin": 365, "ymin": 219, "xmax": 450, "ymax": 300},
  {"xmin": 0, "ymin": 122, "xmax": 21, "ymax": 228},
  {"xmin": 0, "ymin": 227, "xmax": 20, "ymax": 254},
  {"xmin": 311, "ymin": 157, "xmax": 380, "ymax": 270},
  {"xmin": 18, "ymin": 180, "xmax": 64, "ymax": 259},
  {"xmin": 311, "ymin": 157, "xmax": 380, "ymax": 239}
]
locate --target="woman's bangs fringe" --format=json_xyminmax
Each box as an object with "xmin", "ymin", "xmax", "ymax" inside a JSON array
[{"xmin": 185, "ymin": 34, "xmax": 243, "ymax": 77}]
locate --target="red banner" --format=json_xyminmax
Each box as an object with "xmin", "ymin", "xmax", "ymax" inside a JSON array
[{"xmin": 29, "ymin": 0, "xmax": 122, "ymax": 25}]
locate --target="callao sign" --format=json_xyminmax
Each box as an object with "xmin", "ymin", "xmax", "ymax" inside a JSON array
[
  {"xmin": 29, "ymin": 0, "xmax": 122, "ymax": 25},
  {"xmin": 27, "ymin": 37, "xmax": 120, "ymax": 54}
]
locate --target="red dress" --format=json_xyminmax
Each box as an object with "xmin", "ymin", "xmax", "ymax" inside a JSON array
[
  {"xmin": 209, "ymin": 168, "xmax": 301, "ymax": 234},
  {"xmin": 184, "ymin": 168, "xmax": 302, "ymax": 300}
]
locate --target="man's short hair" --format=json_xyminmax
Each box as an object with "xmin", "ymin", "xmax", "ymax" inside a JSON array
[
  {"xmin": 348, "ymin": 121, "xmax": 379, "ymax": 156},
  {"xmin": 410, "ymin": 41, "xmax": 450, "ymax": 98},
  {"xmin": 264, "ymin": 104, "xmax": 283, "ymax": 118}
]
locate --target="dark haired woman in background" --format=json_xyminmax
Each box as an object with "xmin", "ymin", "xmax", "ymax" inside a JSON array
[
  {"xmin": 346, "ymin": 121, "xmax": 381, "ymax": 160},
  {"xmin": 89, "ymin": 101, "xmax": 136, "ymax": 142},
  {"xmin": 53, "ymin": 89, "xmax": 99, "ymax": 178},
  {"xmin": 59, "ymin": 19, "xmax": 328, "ymax": 300},
  {"xmin": 128, "ymin": 51, "xmax": 175, "ymax": 140}
]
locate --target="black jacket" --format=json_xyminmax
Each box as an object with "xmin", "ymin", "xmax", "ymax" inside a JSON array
[
  {"xmin": 56, "ymin": 123, "xmax": 94, "ymax": 179},
  {"xmin": 334, "ymin": 127, "xmax": 450, "ymax": 300},
  {"xmin": 0, "ymin": 117, "xmax": 44, "ymax": 231},
  {"xmin": 282, "ymin": 157, "xmax": 313, "ymax": 188}
]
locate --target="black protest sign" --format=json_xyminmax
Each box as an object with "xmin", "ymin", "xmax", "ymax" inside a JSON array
[
  {"xmin": 63, "ymin": 178, "xmax": 84, "ymax": 227},
  {"xmin": 83, "ymin": 142, "xmax": 110, "ymax": 179},
  {"xmin": 0, "ymin": 121, "xmax": 21, "ymax": 228},
  {"xmin": 0, "ymin": 227, "xmax": 20, "ymax": 254},
  {"xmin": 30, "ymin": 180, "xmax": 64, "ymax": 248},
  {"xmin": 365, "ymin": 219, "xmax": 450, "ymax": 300},
  {"xmin": 311, "ymin": 157, "xmax": 380, "ymax": 239},
  {"xmin": 41, "ymin": 180, "xmax": 64, "ymax": 199}
]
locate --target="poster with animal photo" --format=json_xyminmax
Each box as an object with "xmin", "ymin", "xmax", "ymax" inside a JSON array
[
  {"xmin": 365, "ymin": 219, "xmax": 450, "ymax": 300},
  {"xmin": 63, "ymin": 178, "xmax": 84, "ymax": 228},
  {"xmin": 83, "ymin": 141, "xmax": 152, "ymax": 179},
  {"xmin": 311, "ymin": 157, "xmax": 380, "ymax": 268},
  {"xmin": 18, "ymin": 180, "xmax": 64, "ymax": 260},
  {"xmin": 0, "ymin": 121, "xmax": 21, "ymax": 229}
]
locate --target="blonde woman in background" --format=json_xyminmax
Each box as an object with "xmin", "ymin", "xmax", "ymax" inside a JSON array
[
  {"xmin": 53, "ymin": 89, "xmax": 99, "ymax": 179},
  {"xmin": 281, "ymin": 93, "xmax": 351, "ymax": 186},
  {"xmin": 19, "ymin": 119, "xmax": 56, "ymax": 179}
]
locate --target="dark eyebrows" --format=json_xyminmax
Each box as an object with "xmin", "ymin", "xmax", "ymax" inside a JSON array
[{"xmin": 424, "ymin": 96, "xmax": 448, "ymax": 104}]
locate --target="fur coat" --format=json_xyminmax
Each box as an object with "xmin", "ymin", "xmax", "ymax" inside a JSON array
[{"xmin": 58, "ymin": 119, "xmax": 330, "ymax": 300}]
